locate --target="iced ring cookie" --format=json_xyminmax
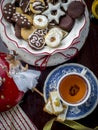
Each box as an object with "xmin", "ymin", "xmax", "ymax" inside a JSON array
[
  {"xmin": 33, "ymin": 15, "xmax": 48, "ymax": 29},
  {"xmin": 45, "ymin": 27, "xmax": 64, "ymax": 48},
  {"xmin": 30, "ymin": 0, "xmax": 45, "ymax": 14}
]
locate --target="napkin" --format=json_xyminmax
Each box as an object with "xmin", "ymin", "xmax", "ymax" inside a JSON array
[{"xmin": 0, "ymin": 105, "xmax": 38, "ymax": 130}]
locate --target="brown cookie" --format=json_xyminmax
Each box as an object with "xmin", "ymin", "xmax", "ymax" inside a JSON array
[
  {"xmin": 28, "ymin": 28, "xmax": 48, "ymax": 50},
  {"xmin": 14, "ymin": 24, "xmax": 22, "ymax": 39},
  {"xmin": 12, "ymin": 13, "xmax": 31, "ymax": 28},
  {"xmin": 67, "ymin": 1, "xmax": 85, "ymax": 19},
  {"xmin": 3, "ymin": 3, "xmax": 16, "ymax": 23},
  {"xmin": 59, "ymin": 15, "xmax": 75, "ymax": 32}
]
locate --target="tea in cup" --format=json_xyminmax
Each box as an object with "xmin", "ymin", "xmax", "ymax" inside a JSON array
[{"xmin": 57, "ymin": 69, "xmax": 91, "ymax": 106}]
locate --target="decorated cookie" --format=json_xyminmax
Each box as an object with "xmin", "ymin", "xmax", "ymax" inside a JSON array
[
  {"xmin": 33, "ymin": 15, "xmax": 48, "ymax": 29},
  {"xmin": 59, "ymin": 14, "xmax": 75, "ymax": 32},
  {"xmin": 21, "ymin": 26, "xmax": 36, "ymax": 40},
  {"xmin": 30, "ymin": 0, "xmax": 45, "ymax": 14},
  {"xmin": 45, "ymin": 27, "xmax": 64, "ymax": 48},
  {"xmin": 42, "ymin": 3, "xmax": 65, "ymax": 24},
  {"xmin": 67, "ymin": 1, "xmax": 85, "ymax": 19},
  {"xmin": 15, "ymin": 24, "xmax": 22, "ymax": 39},
  {"xmin": 3, "ymin": 3, "xmax": 16, "ymax": 23},
  {"xmin": 19, "ymin": 0, "xmax": 30, "ymax": 13},
  {"xmin": 12, "ymin": 13, "xmax": 31, "ymax": 28},
  {"xmin": 28, "ymin": 28, "xmax": 48, "ymax": 50}
]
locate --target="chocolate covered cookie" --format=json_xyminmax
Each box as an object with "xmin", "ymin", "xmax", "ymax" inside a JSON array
[
  {"xmin": 12, "ymin": 13, "xmax": 31, "ymax": 28},
  {"xmin": 67, "ymin": 1, "xmax": 85, "ymax": 19},
  {"xmin": 28, "ymin": 28, "xmax": 48, "ymax": 50},
  {"xmin": 59, "ymin": 15, "xmax": 75, "ymax": 32},
  {"xmin": 14, "ymin": 24, "xmax": 22, "ymax": 39},
  {"xmin": 3, "ymin": 3, "xmax": 16, "ymax": 23}
]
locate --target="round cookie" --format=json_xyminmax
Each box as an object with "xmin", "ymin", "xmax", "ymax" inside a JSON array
[
  {"xmin": 45, "ymin": 27, "xmax": 64, "ymax": 48},
  {"xmin": 33, "ymin": 15, "xmax": 48, "ymax": 29},
  {"xmin": 30, "ymin": 0, "xmax": 45, "ymax": 14},
  {"xmin": 3, "ymin": 3, "xmax": 16, "ymax": 23},
  {"xmin": 59, "ymin": 14, "xmax": 75, "ymax": 32},
  {"xmin": 67, "ymin": 1, "xmax": 85, "ymax": 19},
  {"xmin": 21, "ymin": 26, "xmax": 36, "ymax": 40}
]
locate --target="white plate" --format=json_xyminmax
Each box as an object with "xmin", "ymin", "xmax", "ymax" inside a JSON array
[
  {"xmin": 0, "ymin": 0, "xmax": 90, "ymax": 67},
  {"xmin": 43, "ymin": 63, "xmax": 98, "ymax": 120}
]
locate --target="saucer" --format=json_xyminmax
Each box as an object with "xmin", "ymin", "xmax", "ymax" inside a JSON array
[{"xmin": 43, "ymin": 63, "xmax": 98, "ymax": 120}]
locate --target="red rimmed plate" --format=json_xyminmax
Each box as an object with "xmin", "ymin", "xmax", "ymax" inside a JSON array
[{"xmin": 0, "ymin": 0, "xmax": 89, "ymax": 67}]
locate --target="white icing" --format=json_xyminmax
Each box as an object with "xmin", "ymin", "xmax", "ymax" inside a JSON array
[
  {"xmin": 33, "ymin": 1, "xmax": 41, "ymax": 7},
  {"xmin": 42, "ymin": 3, "xmax": 65, "ymax": 23},
  {"xmin": 45, "ymin": 28, "xmax": 63, "ymax": 48},
  {"xmin": 4, "ymin": 11, "xmax": 7, "ymax": 13},
  {"xmin": 7, "ymin": 16, "xmax": 10, "ymax": 19},
  {"xmin": 9, "ymin": 5, "xmax": 11, "ymax": 7},
  {"xmin": 33, "ymin": 15, "xmax": 48, "ymax": 28},
  {"xmin": 19, "ymin": 0, "xmax": 23, "ymax": 6},
  {"xmin": 22, "ymin": 21, "xmax": 24, "ymax": 24},
  {"xmin": 24, "ymin": 1, "xmax": 30, "ymax": 12},
  {"xmin": 49, "ymin": 27, "xmax": 63, "ymax": 38}
]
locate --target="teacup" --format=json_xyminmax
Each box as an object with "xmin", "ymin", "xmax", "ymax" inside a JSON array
[{"xmin": 57, "ymin": 68, "xmax": 91, "ymax": 106}]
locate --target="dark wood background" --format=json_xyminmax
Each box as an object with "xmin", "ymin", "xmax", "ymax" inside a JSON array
[{"xmin": 0, "ymin": 0, "xmax": 98, "ymax": 130}]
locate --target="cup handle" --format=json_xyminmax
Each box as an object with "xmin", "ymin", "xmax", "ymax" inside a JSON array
[{"xmin": 81, "ymin": 68, "xmax": 87, "ymax": 76}]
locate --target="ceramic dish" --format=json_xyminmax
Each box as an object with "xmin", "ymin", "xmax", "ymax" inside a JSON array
[
  {"xmin": 43, "ymin": 63, "xmax": 98, "ymax": 120},
  {"xmin": 0, "ymin": 0, "xmax": 90, "ymax": 67}
]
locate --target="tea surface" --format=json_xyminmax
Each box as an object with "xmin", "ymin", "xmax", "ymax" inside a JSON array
[{"xmin": 59, "ymin": 74, "xmax": 88, "ymax": 104}]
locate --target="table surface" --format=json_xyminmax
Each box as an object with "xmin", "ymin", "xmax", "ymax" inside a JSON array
[{"xmin": 0, "ymin": 0, "xmax": 98, "ymax": 130}]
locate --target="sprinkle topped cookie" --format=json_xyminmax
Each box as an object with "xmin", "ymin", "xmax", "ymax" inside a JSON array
[
  {"xmin": 3, "ymin": 3, "xmax": 16, "ymax": 23},
  {"xmin": 42, "ymin": 3, "xmax": 65, "ymax": 24},
  {"xmin": 12, "ymin": 13, "xmax": 31, "ymax": 28}
]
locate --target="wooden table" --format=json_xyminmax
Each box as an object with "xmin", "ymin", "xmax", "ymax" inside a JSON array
[{"xmin": 0, "ymin": 0, "xmax": 98, "ymax": 130}]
